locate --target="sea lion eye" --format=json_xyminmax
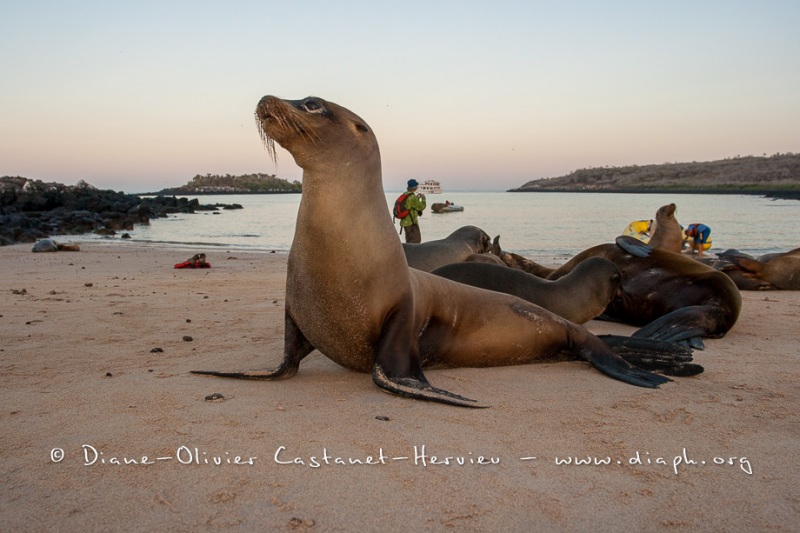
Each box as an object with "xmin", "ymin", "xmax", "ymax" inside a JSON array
[{"xmin": 302, "ymin": 100, "xmax": 323, "ymax": 113}]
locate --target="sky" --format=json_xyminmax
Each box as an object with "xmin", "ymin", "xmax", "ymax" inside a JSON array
[{"xmin": 2, "ymin": 1, "xmax": 799, "ymax": 193}]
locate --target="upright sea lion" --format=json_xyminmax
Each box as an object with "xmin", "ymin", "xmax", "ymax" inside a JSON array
[
  {"xmin": 431, "ymin": 257, "xmax": 622, "ymax": 324},
  {"xmin": 402, "ymin": 226, "xmax": 492, "ymax": 272},
  {"xmin": 193, "ymin": 96, "xmax": 699, "ymax": 407},
  {"xmin": 647, "ymin": 203, "xmax": 684, "ymax": 253},
  {"xmin": 498, "ymin": 236, "xmax": 742, "ymax": 349},
  {"xmin": 714, "ymin": 248, "xmax": 800, "ymax": 290}
]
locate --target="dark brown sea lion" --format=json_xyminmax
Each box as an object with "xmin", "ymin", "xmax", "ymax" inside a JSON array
[
  {"xmin": 715, "ymin": 248, "xmax": 800, "ymax": 290},
  {"xmin": 498, "ymin": 236, "xmax": 742, "ymax": 349},
  {"xmin": 647, "ymin": 203, "xmax": 684, "ymax": 253},
  {"xmin": 402, "ymin": 226, "xmax": 492, "ymax": 272},
  {"xmin": 193, "ymin": 96, "xmax": 699, "ymax": 407},
  {"xmin": 431, "ymin": 257, "xmax": 622, "ymax": 324}
]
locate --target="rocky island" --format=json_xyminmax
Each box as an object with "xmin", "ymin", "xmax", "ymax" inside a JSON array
[
  {"xmin": 152, "ymin": 173, "xmax": 301, "ymax": 195},
  {"xmin": 510, "ymin": 153, "xmax": 800, "ymax": 200}
]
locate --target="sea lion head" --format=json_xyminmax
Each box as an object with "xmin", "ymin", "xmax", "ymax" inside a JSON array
[
  {"xmin": 656, "ymin": 203, "xmax": 677, "ymax": 222},
  {"xmin": 648, "ymin": 203, "xmax": 684, "ymax": 253},
  {"xmin": 255, "ymin": 96, "xmax": 378, "ymax": 171},
  {"xmin": 452, "ymin": 225, "xmax": 492, "ymax": 253}
]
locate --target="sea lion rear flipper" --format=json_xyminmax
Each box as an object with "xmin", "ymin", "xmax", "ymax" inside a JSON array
[
  {"xmin": 191, "ymin": 312, "xmax": 314, "ymax": 380},
  {"xmin": 599, "ymin": 335, "xmax": 704, "ymax": 377},
  {"xmin": 615, "ymin": 235, "xmax": 654, "ymax": 258},
  {"xmin": 631, "ymin": 309, "xmax": 709, "ymax": 350},
  {"xmin": 371, "ymin": 308, "xmax": 484, "ymax": 408},
  {"xmin": 580, "ymin": 348, "xmax": 672, "ymax": 388}
]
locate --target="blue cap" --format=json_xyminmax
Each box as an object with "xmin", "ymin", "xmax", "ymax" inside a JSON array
[{"xmin": 407, "ymin": 179, "xmax": 419, "ymax": 188}]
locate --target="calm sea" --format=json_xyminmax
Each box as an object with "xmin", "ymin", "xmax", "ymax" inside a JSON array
[{"xmin": 68, "ymin": 192, "xmax": 799, "ymax": 259}]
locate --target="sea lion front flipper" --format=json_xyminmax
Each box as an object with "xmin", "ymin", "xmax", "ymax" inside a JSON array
[
  {"xmin": 191, "ymin": 312, "xmax": 314, "ymax": 380},
  {"xmin": 615, "ymin": 235, "xmax": 654, "ymax": 258},
  {"xmin": 371, "ymin": 308, "xmax": 484, "ymax": 408},
  {"xmin": 599, "ymin": 335, "xmax": 704, "ymax": 377},
  {"xmin": 630, "ymin": 308, "xmax": 708, "ymax": 350},
  {"xmin": 372, "ymin": 365, "xmax": 484, "ymax": 408}
]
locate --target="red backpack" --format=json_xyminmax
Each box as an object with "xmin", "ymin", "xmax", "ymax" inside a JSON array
[{"xmin": 393, "ymin": 192, "xmax": 412, "ymax": 219}]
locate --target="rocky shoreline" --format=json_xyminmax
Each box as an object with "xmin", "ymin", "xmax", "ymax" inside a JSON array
[{"xmin": 0, "ymin": 176, "xmax": 243, "ymax": 246}]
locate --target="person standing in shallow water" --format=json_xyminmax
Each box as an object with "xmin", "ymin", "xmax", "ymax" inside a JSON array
[
  {"xmin": 685, "ymin": 223, "xmax": 711, "ymax": 258},
  {"xmin": 399, "ymin": 179, "xmax": 426, "ymax": 243}
]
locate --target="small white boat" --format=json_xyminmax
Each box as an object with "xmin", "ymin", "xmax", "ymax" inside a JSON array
[{"xmin": 417, "ymin": 180, "xmax": 442, "ymax": 194}]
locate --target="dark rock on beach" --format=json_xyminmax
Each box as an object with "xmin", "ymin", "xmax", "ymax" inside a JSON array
[{"xmin": 1, "ymin": 176, "xmax": 244, "ymax": 245}]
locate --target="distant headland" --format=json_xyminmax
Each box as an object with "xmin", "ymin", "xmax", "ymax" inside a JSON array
[
  {"xmin": 509, "ymin": 153, "xmax": 800, "ymax": 200},
  {"xmin": 148, "ymin": 173, "xmax": 302, "ymax": 195}
]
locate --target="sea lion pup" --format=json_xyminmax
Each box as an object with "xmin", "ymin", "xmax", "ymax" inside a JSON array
[
  {"xmin": 193, "ymin": 96, "xmax": 699, "ymax": 407},
  {"xmin": 402, "ymin": 225, "xmax": 492, "ymax": 272},
  {"xmin": 431, "ymin": 257, "xmax": 622, "ymax": 324},
  {"xmin": 647, "ymin": 203, "xmax": 684, "ymax": 253},
  {"xmin": 715, "ymin": 248, "xmax": 800, "ymax": 290},
  {"xmin": 497, "ymin": 236, "xmax": 742, "ymax": 349}
]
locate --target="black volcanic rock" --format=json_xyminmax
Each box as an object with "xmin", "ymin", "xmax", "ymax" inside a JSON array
[{"xmin": 0, "ymin": 176, "xmax": 244, "ymax": 245}]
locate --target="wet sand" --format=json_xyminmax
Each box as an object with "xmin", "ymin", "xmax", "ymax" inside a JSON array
[{"xmin": 1, "ymin": 243, "xmax": 798, "ymax": 531}]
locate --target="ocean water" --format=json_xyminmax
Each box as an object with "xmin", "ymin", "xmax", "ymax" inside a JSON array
[{"xmin": 68, "ymin": 192, "xmax": 799, "ymax": 258}]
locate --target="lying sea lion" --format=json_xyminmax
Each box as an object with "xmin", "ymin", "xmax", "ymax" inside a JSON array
[
  {"xmin": 193, "ymin": 95, "xmax": 699, "ymax": 407},
  {"xmin": 463, "ymin": 252, "xmax": 507, "ymax": 266},
  {"xmin": 431, "ymin": 257, "xmax": 622, "ymax": 324},
  {"xmin": 715, "ymin": 248, "xmax": 800, "ymax": 290},
  {"xmin": 31, "ymin": 239, "xmax": 80, "ymax": 252},
  {"xmin": 402, "ymin": 226, "xmax": 492, "ymax": 272},
  {"xmin": 498, "ymin": 236, "xmax": 742, "ymax": 349}
]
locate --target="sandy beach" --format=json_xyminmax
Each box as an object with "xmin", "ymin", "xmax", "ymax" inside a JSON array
[{"xmin": 1, "ymin": 242, "xmax": 798, "ymax": 531}]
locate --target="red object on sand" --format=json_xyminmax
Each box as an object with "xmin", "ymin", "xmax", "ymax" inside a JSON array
[{"xmin": 174, "ymin": 261, "xmax": 211, "ymax": 269}]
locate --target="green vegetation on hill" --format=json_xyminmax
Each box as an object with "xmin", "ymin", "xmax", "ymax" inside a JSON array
[
  {"xmin": 511, "ymin": 153, "xmax": 800, "ymax": 195},
  {"xmin": 158, "ymin": 173, "xmax": 302, "ymax": 194}
]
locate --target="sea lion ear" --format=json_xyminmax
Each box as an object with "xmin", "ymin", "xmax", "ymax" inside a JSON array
[{"xmin": 354, "ymin": 123, "xmax": 369, "ymax": 133}]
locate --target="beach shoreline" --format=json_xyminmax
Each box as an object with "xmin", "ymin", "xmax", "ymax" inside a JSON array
[{"xmin": 1, "ymin": 243, "xmax": 797, "ymax": 531}]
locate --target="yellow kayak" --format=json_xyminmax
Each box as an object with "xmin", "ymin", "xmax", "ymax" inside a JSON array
[{"xmin": 622, "ymin": 219, "xmax": 653, "ymax": 243}]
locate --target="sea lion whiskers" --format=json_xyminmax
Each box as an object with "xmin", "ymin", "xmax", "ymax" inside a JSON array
[
  {"xmin": 255, "ymin": 100, "xmax": 321, "ymax": 163},
  {"xmin": 255, "ymin": 113, "xmax": 278, "ymax": 163}
]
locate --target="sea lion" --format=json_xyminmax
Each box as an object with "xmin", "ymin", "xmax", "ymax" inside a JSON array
[
  {"xmin": 31, "ymin": 239, "xmax": 58, "ymax": 253},
  {"xmin": 431, "ymin": 257, "xmax": 622, "ymax": 324},
  {"xmin": 714, "ymin": 248, "xmax": 800, "ymax": 290},
  {"xmin": 498, "ymin": 236, "xmax": 742, "ymax": 349},
  {"xmin": 402, "ymin": 226, "xmax": 492, "ymax": 272},
  {"xmin": 31, "ymin": 239, "xmax": 80, "ymax": 252},
  {"xmin": 647, "ymin": 203, "xmax": 684, "ymax": 253},
  {"xmin": 463, "ymin": 252, "xmax": 507, "ymax": 266},
  {"xmin": 193, "ymin": 95, "xmax": 699, "ymax": 407}
]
